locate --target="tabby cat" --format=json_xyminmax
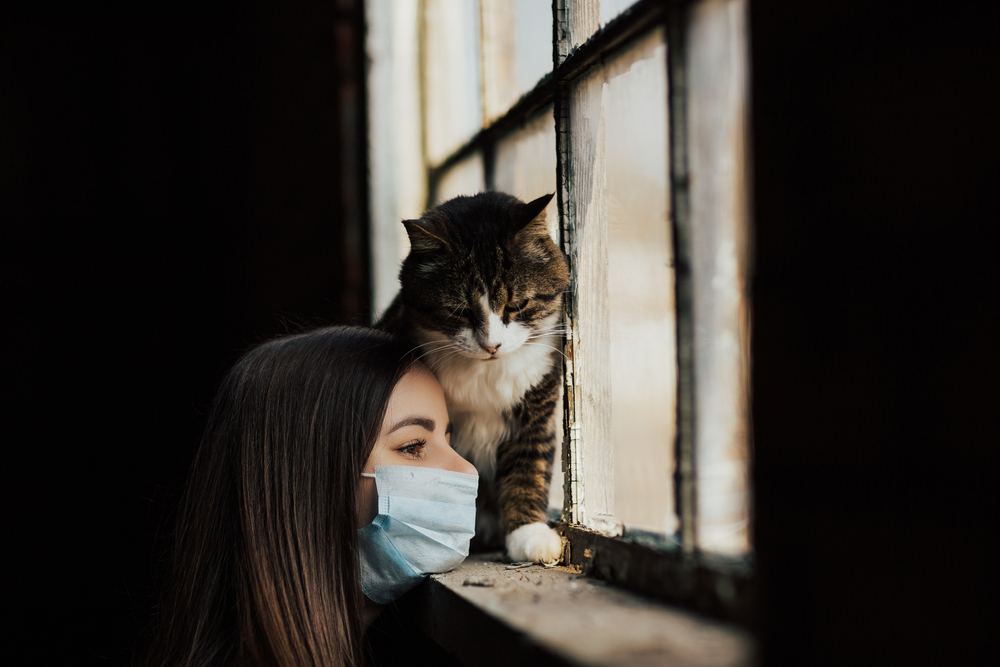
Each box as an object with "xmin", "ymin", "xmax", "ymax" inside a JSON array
[{"xmin": 373, "ymin": 191, "xmax": 569, "ymax": 564}]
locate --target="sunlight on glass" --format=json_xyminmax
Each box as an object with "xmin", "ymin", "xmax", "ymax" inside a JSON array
[
  {"xmin": 481, "ymin": 0, "xmax": 553, "ymax": 122},
  {"xmin": 365, "ymin": 0, "xmax": 428, "ymax": 318},
  {"xmin": 494, "ymin": 108, "xmax": 558, "ymax": 238},
  {"xmin": 434, "ymin": 152, "xmax": 485, "ymax": 205},
  {"xmin": 569, "ymin": 27, "xmax": 678, "ymax": 537},
  {"xmin": 424, "ymin": 0, "xmax": 483, "ymax": 165},
  {"xmin": 569, "ymin": 0, "xmax": 642, "ymax": 51},
  {"xmin": 688, "ymin": 0, "xmax": 751, "ymax": 556}
]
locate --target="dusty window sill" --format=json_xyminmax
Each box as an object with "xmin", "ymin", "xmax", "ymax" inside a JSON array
[{"xmin": 391, "ymin": 551, "xmax": 756, "ymax": 667}]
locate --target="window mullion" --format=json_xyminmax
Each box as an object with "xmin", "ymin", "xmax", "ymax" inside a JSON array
[
  {"xmin": 666, "ymin": 0, "xmax": 698, "ymax": 555},
  {"xmin": 553, "ymin": 0, "xmax": 582, "ymax": 527}
]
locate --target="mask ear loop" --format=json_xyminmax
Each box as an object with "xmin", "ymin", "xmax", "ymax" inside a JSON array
[{"xmin": 360, "ymin": 446, "xmax": 383, "ymax": 478}]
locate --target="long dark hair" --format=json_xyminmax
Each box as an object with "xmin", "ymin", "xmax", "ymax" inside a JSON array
[{"xmin": 137, "ymin": 325, "xmax": 419, "ymax": 666}]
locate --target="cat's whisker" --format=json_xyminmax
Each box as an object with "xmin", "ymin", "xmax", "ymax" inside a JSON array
[
  {"xmin": 409, "ymin": 338, "xmax": 453, "ymax": 349},
  {"xmin": 527, "ymin": 330, "xmax": 569, "ymax": 337},
  {"xmin": 521, "ymin": 342, "xmax": 568, "ymax": 361},
  {"xmin": 401, "ymin": 341, "xmax": 454, "ymax": 366},
  {"xmin": 525, "ymin": 329, "xmax": 569, "ymax": 340},
  {"xmin": 403, "ymin": 339, "xmax": 454, "ymax": 356},
  {"xmin": 412, "ymin": 347, "xmax": 455, "ymax": 364},
  {"xmin": 424, "ymin": 341, "xmax": 462, "ymax": 357},
  {"xmin": 427, "ymin": 346, "xmax": 468, "ymax": 371},
  {"xmin": 410, "ymin": 340, "xmax": 455, "ymax": 355},
  {"xmin": 444, "ymin": 349, "xmax": 470, "ymax": 365},
  {"xmin": 423, "ymin": 353, "xmax": 452, "ymax": 372},
  {"xmin": 413, "ymin": 343, "xmax": 459, "ymax": 364},
  {"xmin": 418, "ymin": 342, "xmax": 458, "ymax": 357},
  {"xmin": 523, "ymin": 337, "xmax": 566, "ymax": 346}
]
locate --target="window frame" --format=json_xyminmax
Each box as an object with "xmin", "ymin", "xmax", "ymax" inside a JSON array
[{"xmin": 410, "ymin": 0, "xmax": 754, "ymax": 627}]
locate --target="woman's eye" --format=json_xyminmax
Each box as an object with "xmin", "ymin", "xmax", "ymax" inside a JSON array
[{"xmin": 399, "ymin": 439, "xmax": 427, "ymax": 458}]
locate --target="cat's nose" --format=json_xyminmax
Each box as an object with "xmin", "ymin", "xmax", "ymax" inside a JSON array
[{"xmin": 480, "ymin": 343, "xmax": 501, "ymax": 355}]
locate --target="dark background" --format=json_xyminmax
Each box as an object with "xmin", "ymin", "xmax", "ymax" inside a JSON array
[
  {"xmin": 750, "ymin": 4, "xmax": 999, "ymax": 666},
  {"xmin": 3, "ymin": 1, "xmax": 374, "ymax": 663},
  {"xmin": 3, "ymin": 1, "xmax": 998, "ymax": 665}
]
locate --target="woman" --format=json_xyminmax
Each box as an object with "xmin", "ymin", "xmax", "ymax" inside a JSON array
[{"xmin": 138, "ymin": 325, "xmax": 478, "ymax": 666}]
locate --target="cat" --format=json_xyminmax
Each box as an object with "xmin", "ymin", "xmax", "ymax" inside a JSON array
[{"xmin": 373, "ymin": 191, "xmax": 570, "ymax": 565}]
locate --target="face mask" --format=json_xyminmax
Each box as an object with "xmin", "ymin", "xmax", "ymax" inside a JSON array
[{"xmin": 357, "ymin": 464, "xmax": 479, "ymax": 604}]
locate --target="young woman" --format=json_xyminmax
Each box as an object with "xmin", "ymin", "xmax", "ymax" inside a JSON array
[{"xmin": 138, "ymin": 325, "xmax": 478, "ymax": 666}]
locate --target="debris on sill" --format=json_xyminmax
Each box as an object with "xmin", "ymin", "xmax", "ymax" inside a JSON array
[
  {"xmin": 461, "ymin": 577, "xmax": 496, "ymax": 587},
  {"xmin": 425, "ymin": 552, "xmax": 754, "ymax": 667}
]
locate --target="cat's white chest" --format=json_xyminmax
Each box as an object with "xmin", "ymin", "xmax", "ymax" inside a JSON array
[{"xmin": 420, "ymin": 327, "xmax": 557, "ymax": 483}]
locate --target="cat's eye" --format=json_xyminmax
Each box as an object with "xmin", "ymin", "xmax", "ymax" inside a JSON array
[
  {"xmin": 445, "ymin": 305, "xmax": 474, "ymax": 321},
  {"xmin": 504, "ymin": 299, "xmax": 529, "ymax": 314}
]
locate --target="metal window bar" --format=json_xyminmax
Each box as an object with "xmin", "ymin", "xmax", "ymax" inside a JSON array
[{"xmin": 418, "ymin": 0, "xmax": 754, "ymax": 627}]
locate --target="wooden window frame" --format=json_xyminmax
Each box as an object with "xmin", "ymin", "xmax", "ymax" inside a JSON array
[{"xmin": 417, "ymin": 0, "xmax": 754, "ymax": 628}]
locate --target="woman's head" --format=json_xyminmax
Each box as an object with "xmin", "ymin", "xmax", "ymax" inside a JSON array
[
  {"xmin": 358, "ymin": 361, "xmax": 477, "ymax": 526},
  {"xmin": 140, "ymin": 325, "xmax": 467, "ymax": 667}
]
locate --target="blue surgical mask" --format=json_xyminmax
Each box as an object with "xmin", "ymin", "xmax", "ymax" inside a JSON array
[{"xmin": 358, "ymin": 464, "xmax": 479, "ymax": 604}]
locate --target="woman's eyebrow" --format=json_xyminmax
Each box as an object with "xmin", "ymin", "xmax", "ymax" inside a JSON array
[{"xmin": 386, "ymin": 416, "xmax": 434, "ymax": 435}]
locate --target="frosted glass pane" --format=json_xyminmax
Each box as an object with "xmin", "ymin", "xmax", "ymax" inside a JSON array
[
  {"xmin": 689, "ymin": 0, "xmax": 751, "ymax": 555},
  {"xmin": 494, "ymin": 108, "xmax": 561, "ymax": 511},
  {"xmin": 481, "ymin": 0, "xmax": 553, "ymax": 121},
  {"xmin": 494, "ymin": 108, "xmax": 558, "ymax": 239},
  {"xmin": 434, "ymin": 152, "xmax": 485, "ymax": 204},
  {"xmin": 568, "ymin": 27, "xmax": 676, "ymax": 537},
  {"xmin": 424, "ymin": 0, "xmax": 483, "ymax": 165},
  {"xmin": 365, "ymin": 0, "xmax": 428, "ymax": 319},
  {"xmin": 569, "ymin": 0, "xmax": 641, "ymax": 51}
]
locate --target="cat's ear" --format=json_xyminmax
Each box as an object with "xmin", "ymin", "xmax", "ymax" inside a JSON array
[
  {"xmin": 510, "ymin": 192, "xmax": 555, "ymax": 238},
  {"xmin": 402, "ymin": 217, "xmax": 451, "ymax": 253}
]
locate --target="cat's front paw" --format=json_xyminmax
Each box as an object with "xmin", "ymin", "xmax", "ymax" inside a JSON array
[{"xmin": 505, "ymin": 522, "xmax": 563, "ymax": 565}]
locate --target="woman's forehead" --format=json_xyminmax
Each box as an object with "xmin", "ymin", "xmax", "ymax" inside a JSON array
[{"xmin": 384, "ymin": 365, "xmax": 447, "ymax": 419}]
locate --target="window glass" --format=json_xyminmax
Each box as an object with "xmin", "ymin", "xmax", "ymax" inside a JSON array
[
  {"xmin": 688, "ymin": 0, "xmax": 751, "ymax": 555},
  {"xmin": 568, "ymin": 27, "xmax": 677, "ymax": 536},
  {"xmin": 424, "ymin": 0, "xmax": 483, "ymax": 165},
  {"xmin": 370, "ymin": 0, "xmax": 753, "ymax": 558},
  {"xmin": 434, "ymin": 152, "xmax": 485, "ymax": 205},
  {"xmin": 494, "ymin": 108, "xmax": 558, "ymax": 238},
  {"xmin": 366, "ymin": 0, "xmax": 427, "ymax": 318},
  {"xmin": 481, "ymin": 0, "xmax": 553, "ymax": 121},
  {"xmin": 569, "ymin": 0, "xmax": 642, "ymax": 52}
]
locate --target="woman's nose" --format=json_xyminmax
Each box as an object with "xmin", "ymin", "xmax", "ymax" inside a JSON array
[{"xmin": 447, "ymin": 448, "xmax": 478, "ymax": 476}]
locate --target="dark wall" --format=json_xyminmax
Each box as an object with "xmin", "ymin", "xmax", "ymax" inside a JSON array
[
  {"xmin": 750, "ymin": 3, "xmax": 998, "ymax": 666},
  {"xmin": 3, "ymin": 2, "xmax": 370, "ymax": 663}
]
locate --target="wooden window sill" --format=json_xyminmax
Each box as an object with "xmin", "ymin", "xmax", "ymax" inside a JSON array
[{"xmin": 388, "ymin": 551, "xmax": 756, "ymax": 667}]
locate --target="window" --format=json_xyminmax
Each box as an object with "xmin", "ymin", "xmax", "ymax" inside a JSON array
[{"xmin": 366, "ymin": 0, "xmax": 752, "ymax": 624}]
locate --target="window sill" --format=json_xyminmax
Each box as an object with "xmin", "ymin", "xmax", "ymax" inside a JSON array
[{"xmin": 391, "ymin": 551, "xmax": 756, "ymax": 667}]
